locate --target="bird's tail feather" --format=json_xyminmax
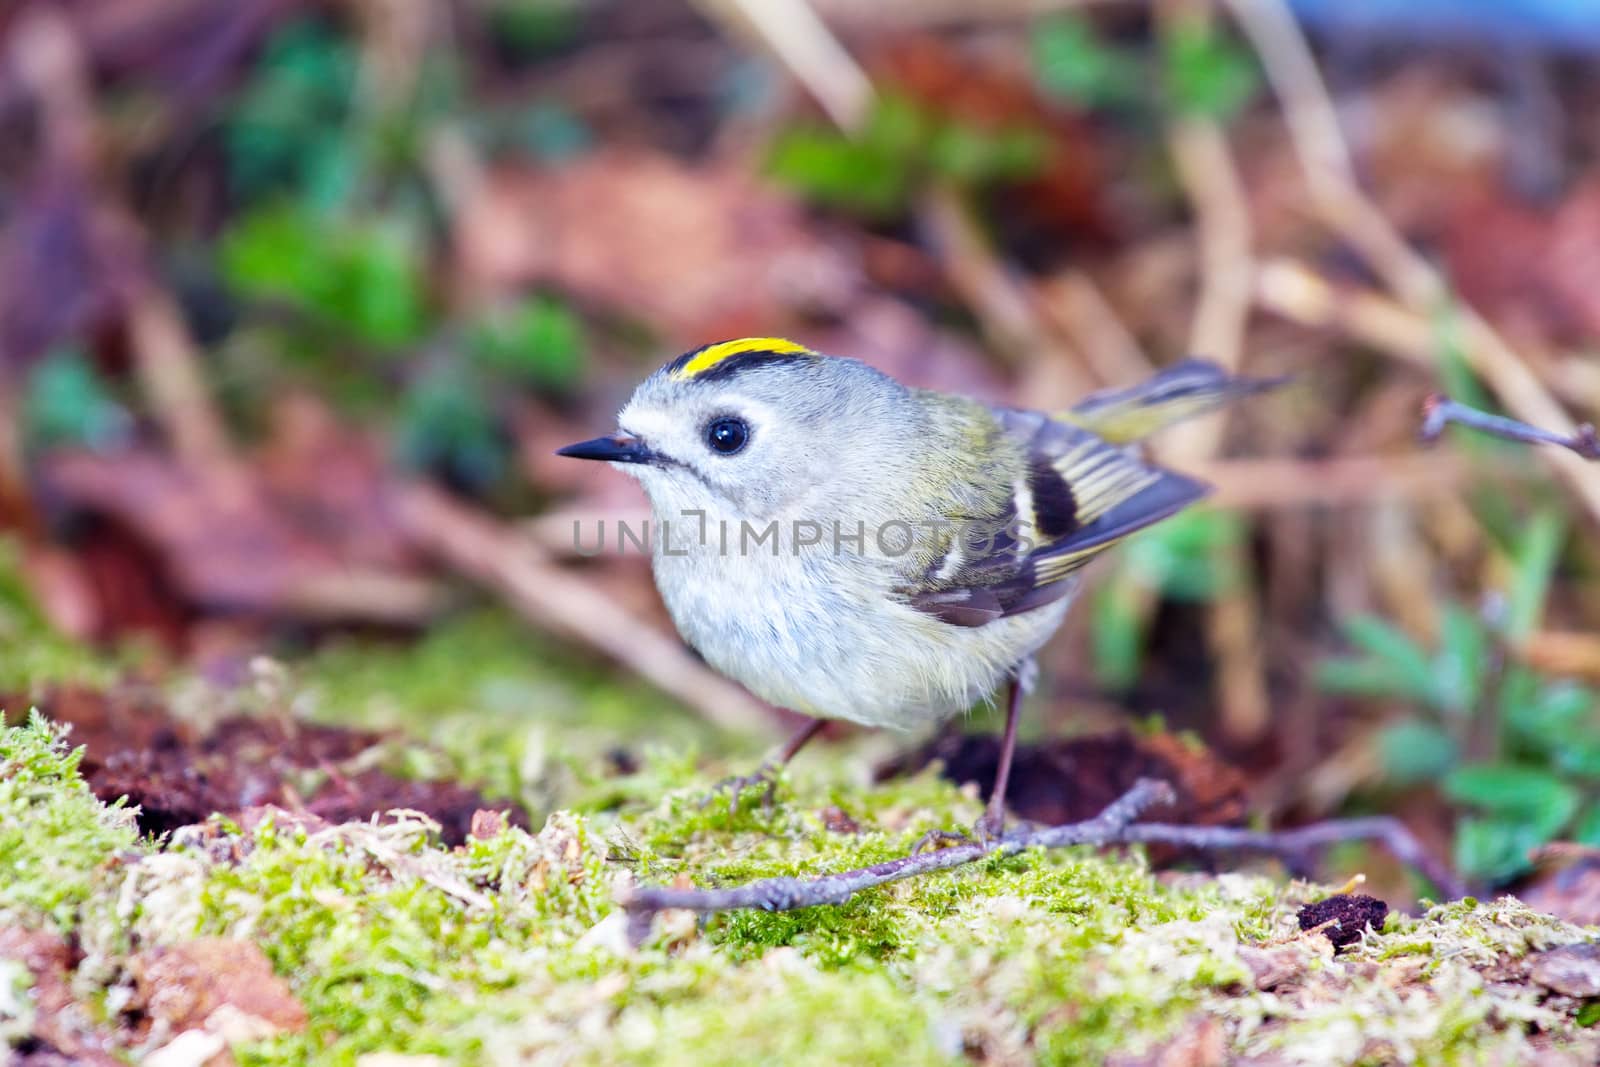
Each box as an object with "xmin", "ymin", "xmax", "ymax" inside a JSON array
[{"xmin": 1058, "ymin": 358, "xmax": 1287, "ymax": 444}]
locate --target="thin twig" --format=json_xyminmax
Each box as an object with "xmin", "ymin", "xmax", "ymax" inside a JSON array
[
  {"xmin": 1126, "ymin": 818, "xmax": 1467, "ymax": 900},
  {"xmin": 920, "ymin": 183, "xmax": 1098, "ymax": 396},
  {"xmin": 697, "ymin": 0, "xmax": 874, "ymax": 131},
  {"xmin": 624, "ymin": 780, "xmax": 1464, "ymax": 917},
  {"xmin": 1228, "ymin": 0, "xmax": 1600, "ymax": 527},
  {"xmin": 627, "ymin": 780, "xmax": 1175, "ymax": 917},
  {"xmin": 1420, "ymin": 395, "xmax": 1600, "ymax": 460}
]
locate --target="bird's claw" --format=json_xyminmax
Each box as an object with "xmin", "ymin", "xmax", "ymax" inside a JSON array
[
  {"xmin": 973, "ymin": 809, "xmax": 1006, "ymax": 846},
  {"xmin": 910, "ymin": 828, "xmax": 974, "ymax": 855},
  {"xmin": 910, "ymin": 810, "xmax": 1007, "ymax": 855},
  {"xmin": 701, "ymin": 762, "xmax": 781, "ymax": 812}
]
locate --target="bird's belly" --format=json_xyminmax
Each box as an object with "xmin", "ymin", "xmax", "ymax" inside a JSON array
[{"xmin": 652, "ymin": 550, "xmax": 1072, "ymax": 729}]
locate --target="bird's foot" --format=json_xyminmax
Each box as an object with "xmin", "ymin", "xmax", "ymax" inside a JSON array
[
  {"xmin": 700, "ymin": 762, "xmax": 782, "ymax": 812},
  {"xmin": 909, "ymin": 828, "xmax": 973, "ymax": 855},
  {"xmin": 910, "ymin": 811, "xmax": 1007, "ymax": 855},
  {"xmin": 973, "ymin": 808, "xmax": 1006, "ymax": 846}
]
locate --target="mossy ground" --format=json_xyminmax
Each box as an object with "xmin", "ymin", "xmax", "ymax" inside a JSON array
[
  {"xmin": 3, "ymin": 603, "xmax": 1598, "ymax": 1064},
  {"xmin": 4, "ymin": 685, "xmax": 1600, "ymax": 1066}
]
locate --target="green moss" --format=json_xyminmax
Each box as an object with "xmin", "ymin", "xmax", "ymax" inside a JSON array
[
  {"xmin": 5, "ymin": 700, "xmax": 1600, "ymax": 1065},
  {"xmin": 294, "ymin": 610, "xmax": 741, "ymax": 814},
  {"xmin": 0, "ymin": 537, "xmax": 119, "ymax": 693},
  {"xmin": 0, "ymin": 712, "xmax": 140, "ymax": 932}
]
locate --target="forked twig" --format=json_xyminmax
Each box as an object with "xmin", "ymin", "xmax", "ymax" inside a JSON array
[
  {"xmin": 628, "ymin": 780, "xmax": 1174, "ymax": 917},
  {"xmin": 1420, "ymin": 395, "xmax": 1600, "ymax": 461},
  {"xmin": 624, "ymin": 780, "xmax": 1464, "ymax": 919},
  {"xmin": 1126, "ymin": 817, "xmax": 1467, "ymax": 900}
]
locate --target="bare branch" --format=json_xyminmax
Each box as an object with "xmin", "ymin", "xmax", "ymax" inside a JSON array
[
  {"xmin": 1126, "ymin": 817, "xmax": 1468, "ymax": 901},
  {"xmin": 624, "ymin": 781, "xmax": 1465, "ymax": 920},
  {"xmin": 1420, "ymin": 395, "xmax": 1600, "ymax": 461},
  {"xmin": 627, "ymin": 780, "xmax": 1175, "ymax": 917}
]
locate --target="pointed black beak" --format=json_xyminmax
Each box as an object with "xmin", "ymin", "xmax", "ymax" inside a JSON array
[{"xmin": 556, "ymin": 433, "xmax": 657, "ymax": 464}]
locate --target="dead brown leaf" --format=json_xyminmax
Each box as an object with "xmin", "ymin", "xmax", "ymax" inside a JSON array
[
  {"xmin": 128, "ymin": 939, "xmax": 306, "ymax": 1035},
  {"xmin": 38, "ymin": 395, "xmax": 444, "ymax": 640},
  {"xmin": 0, "ymin": 927, "xmax": 122, "ymax": 1065},
  {"xmin": 451, "ymin": 148, "xmax": 857, "ymax": 339}
]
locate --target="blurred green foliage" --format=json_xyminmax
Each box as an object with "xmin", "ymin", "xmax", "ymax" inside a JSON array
[
  {"xmin": 1160, "ymin": 19, "xmax": 1260, "ymax": 120},
  {"xmin": 767, "ymin": 94, "xmax": 1049, "ymax": 219},
  {"xmin": 393, "ymin": 365, "xmax": 509, "ymax": 492},
  {"xmin": 1318, "ymin": 511, "xmax": 1599, "ymax": 884},
  {"xmin": 1091, "ymin": 510, "xmax": 1245, "ymax": 690},
  {"xmin": 211, "ymin": 15, "xmax": 599, "ymax": 492},
  {"xmin": 1031, "ymin": 15, "xmax": 1144, "ymax": 109},
  {"xmin": 467, "ymin": 295, "xmax": 586, "ymax": 392},
  {"xmin": 21, "ymin": 349, "xmax": 129, "ymax": 454},
  {"xmin": 221, "ymin": 204, "xmax": 429, "ymax": 350},
  {"xmin": 1031, "ymin": 13, "xmax": 1258, "ymax": 121},
  {"xmin": 225, "ymin": 20, "xmax": 361, "ymax": 209}
]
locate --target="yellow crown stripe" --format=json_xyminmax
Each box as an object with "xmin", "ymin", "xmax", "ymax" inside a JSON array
[{"xmin": 673, "ymin": 337, "xmax": 813, "ymax": 380}]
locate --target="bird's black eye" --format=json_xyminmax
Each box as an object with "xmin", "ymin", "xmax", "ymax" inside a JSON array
[{"xmin": 704, "ymin": 416, "xmax": 749, "ymax": 455}]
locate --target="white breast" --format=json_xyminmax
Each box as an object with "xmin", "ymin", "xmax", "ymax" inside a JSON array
[{"xmin": 648, "ymin": 514, "xmax": 1072, "ymax": 730}]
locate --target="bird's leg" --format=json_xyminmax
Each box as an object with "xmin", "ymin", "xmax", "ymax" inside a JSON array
[
  {"xmin": 913, "ymin": 664, "xmax": 1032, "ymax": 853},
  {"xmin": 974, "ymin": 673, "xmax": 1026, "ymax": 843},
  {"xmin": 704, "ymin": 717, "xmax": 825, "ymax": 811}
]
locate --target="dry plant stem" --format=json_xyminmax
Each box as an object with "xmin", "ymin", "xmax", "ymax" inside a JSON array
[
  {"xmin": 13, "ymin": 9, "xmax": 239, "ymax": 479},
  {"xmin": 125, "ymin": 286, "xmax": 244, "ymax": 479},
  {"xmin": 697, "ymin": 0, "xmax": 874, "ymax": 131},
  {"xmin": 1228, "ymin": 0, "xmax": 1600, "ymax": 526},
  {"xmin": 395, "ymin": 483, "xmax": 777, "ymax": 737},
  {"xmin": 1420, "ymin": 396, "xmax": 1600, "ymax": 460},
  {"xmin": 920, "ymin": 184, "xmax": 1097, "ymax": 394},
  {"xmin": 1159, "ymin": 47, "xmax": 1268, "ymax": 742},
  {"xmin": 628, "ymin": 780, "xmax": 1176, "ymax": 917},
  {"xmin": 1126, "ymin": 818, "xmax": 1468, "ymax": 900},
  {"xmin": 1035, "ymin": 272, "xmax": 1156, "ymax": 386}
]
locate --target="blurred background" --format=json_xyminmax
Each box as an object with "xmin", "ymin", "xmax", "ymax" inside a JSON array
[{"xmin": 4, "ymin": 0, "xmax": 1600, "ymax": 906}]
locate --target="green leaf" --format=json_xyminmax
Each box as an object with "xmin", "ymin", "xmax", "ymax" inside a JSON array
[
  {"xmin": 1508, "ymin": 677, "xmax": 1596, "ymax": 761},
  {"xmin": 1161, "ymin": 20, "xmax": 1259, "ymax": 120},
  {"xmin": 1090, "ymin": 577, "xmax": 1145, "ymax": 691},
  {"xmin": 1453, "ymin": 816, "xmax": 1545, "ymax": 884},
  {"xmin": 1335, "ymin": 615, "xmax": 1445, "ymax": 710},
  {"xmin": 221, "ymin": 205, "xmax": 427, "ymax": 348},
  {"xmin": 224, "ymin": 20, "xmax": 358, "ymax": 203},
  {"xmin": 1121, "ymin": 510, "xmax": 1244, "ymax": 601},
  {"xmin": 393, "ymin": 367, "xmax": 508, "ymax": 492},
  {"xmin": 487, "ymin": 0, "xmax": 583, "ymax": 57},
  {"xmin": 1377, "ymin": 720, "xmax": 1459, "ymax": 786},
  {"xmin": 1504, "ymin": 510, "xmax": 1565, "ymax": 642},
  {"xmin": 1443, "ymin": 763, "xmax": 1579, "ymax": 837},
  {"xmin": 1573, "ymin": 804, "xmax": 1600, "ymax": 848},
  {"xmin": 22, "ymin": 349, "xmax": 130, "ymax": 452},
  {"xmin": 1434, "ymin": 604, "xmax": 1487, "ymax": 713},
  {"xmin": 469, "ymin": 296, "xmax": 586, "ymax": 391},
  {"xmin": 1315, "ymin": 657, "xmax": 1419, "ymax": 700},
  {"xmin": 862, "ymin": 94, "xmax": 935, "ymax": 160},
  {"xmin": 766, "ymin": 129, "xmax": 908, "ymax": 218},
  {"xmin": 336, "ymin": 221, "xmax": 428, "ymax": 348},
  {"xmin": 1030, "ymin": 14, "xmax": 1143, "ymax": 108},
  {"xmin": 928, "ymin": 123, "xmax": 1048, "ymax": 184}
]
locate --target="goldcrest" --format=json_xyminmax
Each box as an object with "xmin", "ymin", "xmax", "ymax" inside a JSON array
[{"xmin": 560, "ymin": 338, "xmax": 1275, "ymax": 828}]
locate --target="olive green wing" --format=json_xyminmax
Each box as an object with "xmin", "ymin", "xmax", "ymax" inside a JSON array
[
  {"xmin": 899, "ymin": 409, "xmax": 1209, "ymax": 627},
  {"xmin": 896, "ymin": 357, "xmax": 1280, "ymax": 627}
]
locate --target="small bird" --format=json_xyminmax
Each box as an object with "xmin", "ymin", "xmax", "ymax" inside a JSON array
[{"xmin": 560, "ymin": 338, "xmax": 1276, "ymax": 839}]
